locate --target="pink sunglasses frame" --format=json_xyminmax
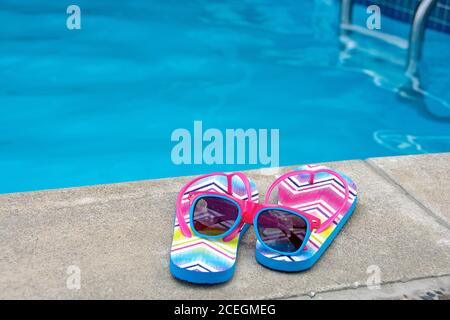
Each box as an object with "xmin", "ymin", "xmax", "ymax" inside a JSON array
[{"xmin": 176, "ymin": 168, "xmax": 350, "ymax": 244}]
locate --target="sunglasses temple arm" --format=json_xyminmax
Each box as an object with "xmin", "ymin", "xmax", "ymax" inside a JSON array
[
  {"xmin": 264, "ymin": 170, "xmax": 317, "ymax": 204},
  {"xmin": 263, "ymin": 169, "xmax": 350, "ymax": 232}
]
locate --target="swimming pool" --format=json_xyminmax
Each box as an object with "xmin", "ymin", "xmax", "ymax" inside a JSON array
[{"xmin": 1, "ymin": 0, "xmax": 449, "ymax": 194}]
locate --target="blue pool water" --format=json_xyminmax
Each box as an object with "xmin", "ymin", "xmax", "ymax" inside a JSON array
[{"xmin": 1, "ymin": 0, "xmax": 449, "ymax": 194}]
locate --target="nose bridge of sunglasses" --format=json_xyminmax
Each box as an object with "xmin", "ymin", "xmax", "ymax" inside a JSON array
[{"xmin": 241, "ymin": 203, "xmax": 266, "ymax": 224}]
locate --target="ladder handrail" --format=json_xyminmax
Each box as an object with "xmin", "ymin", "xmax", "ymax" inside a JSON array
[
  {"xmin": 406, "ymin": 0, "xmax": 438, "ymax": 77},
  {"xmin": 340, "ymin": 0, "xmax": 353, "ymax": 27}
]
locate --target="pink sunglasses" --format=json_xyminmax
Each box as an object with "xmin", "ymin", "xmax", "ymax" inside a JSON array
[{"xmin": 176, "ymin": 169, "xmax": 349, "ymax": 255}]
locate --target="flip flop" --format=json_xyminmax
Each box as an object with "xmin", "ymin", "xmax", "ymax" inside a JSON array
[
  {"xmin": 255, "ymin": 164, "xmax": 357, "ymax": 272},
  {"xmin": 170, "ymin": 173, "xmax": 259, "ymax": 284}
]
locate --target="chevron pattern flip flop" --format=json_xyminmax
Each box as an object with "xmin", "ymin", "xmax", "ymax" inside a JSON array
[
  {"xmin": 255, "ymin": 164, "xmax": 357, "ymax": 272},
  {"xmin": 170, "ymin": 174, "xmax": 259, "ymax": 284}
]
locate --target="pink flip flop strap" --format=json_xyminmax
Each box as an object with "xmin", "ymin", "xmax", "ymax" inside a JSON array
[{"xmin": 265, "ymin": 168, "xmax": 350, "ymax": 233}]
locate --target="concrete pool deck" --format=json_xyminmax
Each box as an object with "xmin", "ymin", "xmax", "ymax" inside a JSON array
[{"xmin": 1, "ymin": 153, "xmax": 449, "ymax": 300}]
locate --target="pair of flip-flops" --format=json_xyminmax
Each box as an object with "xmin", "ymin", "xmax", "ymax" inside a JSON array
[{"xmin": 170, "ymin": 165, "xmax": 357, "ymax": 284}]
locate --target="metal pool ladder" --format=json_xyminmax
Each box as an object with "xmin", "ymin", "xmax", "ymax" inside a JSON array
[{"xmin": 340, "ymin": 0, "xmax": 438, "ymax": 77}]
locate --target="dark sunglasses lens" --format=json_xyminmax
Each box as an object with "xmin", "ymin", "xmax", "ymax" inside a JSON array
[
  {"xmin": 192, "ymin": 196, "xmax": 239, "ymax": 236},
  {"xmin": 256, "ymin": 210, "xmax": 307, "ymax": 253}
]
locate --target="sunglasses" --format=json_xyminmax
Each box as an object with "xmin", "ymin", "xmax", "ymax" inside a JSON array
[{"xmin": 176, "ymin": 169, "xmax": 349, "ymax": 256}]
